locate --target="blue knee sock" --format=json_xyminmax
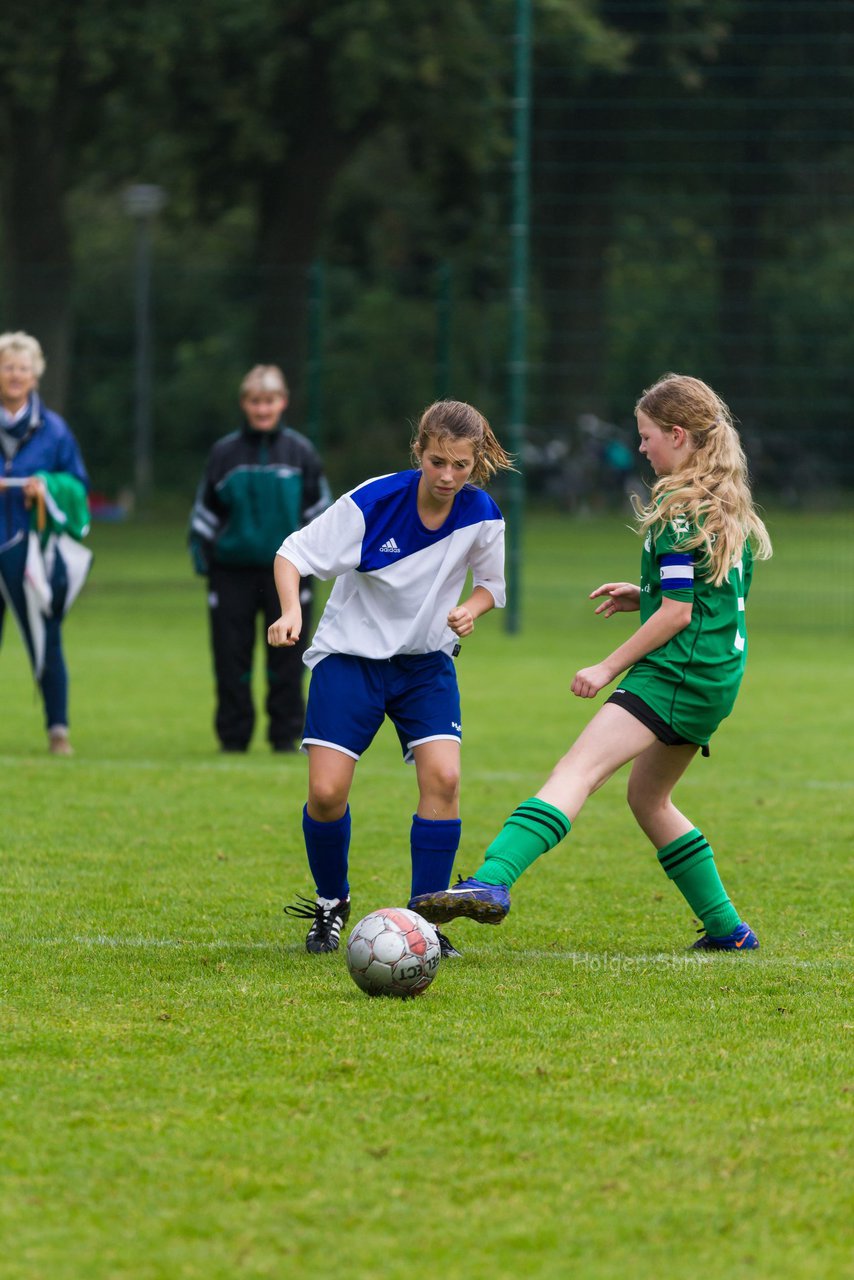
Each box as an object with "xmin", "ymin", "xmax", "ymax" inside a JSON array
[
  {"xmin": 408, "ymin": 814, "xmax": 462, "ymax": 903},
  {"xmin": 303, "ymin": 804, "xmax": 351, "ymax": 901}
]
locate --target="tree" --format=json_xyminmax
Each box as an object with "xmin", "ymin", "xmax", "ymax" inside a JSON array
[
  {"xmin": 157, "ymin": 1, "xmax": 507, "ymax": 383},
  {"xmin": 0, "ymin": 1, "xmax": 169, "ymax": 407},
  {"xmin": 0, "ymin": 0, "xmax": 623, "ymax": 413},
  {"xmin": 529, "ymin": 0, "xmax": 739, "ymax": 420}
]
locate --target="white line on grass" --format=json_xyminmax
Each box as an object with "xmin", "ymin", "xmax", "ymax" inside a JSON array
[
  {"xmin": 514, "ymin": 949, "xmax": 849, "ymax": 971},
  {"xmin": 29, "ymin": 935, "xmax": 283, "ymax": 950},
  {"xmin": 0, "ymin": 755, "xmax": 288, "ymax": 774},
  {"xmin": 0, "ymin": 754, "xmax": 534, "ymax": 782},
  {"xmin": 3, "ymin": 754, "xmax": 851, "ymax": 792},
  {"xmin": 14, "ymin": 936, "xmax": 850, "ymax": 970}
]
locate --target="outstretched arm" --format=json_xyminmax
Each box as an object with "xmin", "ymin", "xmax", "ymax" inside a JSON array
[
  {"xmin": 571, "ymin": 595, "xmax": 692, "ymax": 698},
  {"xmin": 589, "ymin": 581, "xmax": 641, "ymax": 616},
  {"xmin": 267, "ymin": 556, "xmax": 304, "ymax": 647}
]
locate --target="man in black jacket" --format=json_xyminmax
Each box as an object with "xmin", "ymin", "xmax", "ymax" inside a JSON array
[{"xmin": 189, "ymin": 366, "xmax": 331, "ymax": 752}]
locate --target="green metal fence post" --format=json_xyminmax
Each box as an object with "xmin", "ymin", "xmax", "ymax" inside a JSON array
[
  {"xmin": 436, "ymin": 260, "xmax": 453, "ymax": 400},
  {"xmin": 306, "ymin": 259, "xmax": 325, "ymax": 448},
  {"xmin": 505, "ymin": 0, "xmax": 532, "ymax": 634}
]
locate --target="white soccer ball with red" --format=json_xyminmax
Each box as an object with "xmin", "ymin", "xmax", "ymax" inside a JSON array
[{"xmin": 346, "ymin": 907, "xmax": 441, "ymax": 997}]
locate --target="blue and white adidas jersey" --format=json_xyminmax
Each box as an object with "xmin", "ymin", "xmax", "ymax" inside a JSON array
[{"xmin": 277, "ymin": 470, "xmax": 505, "ymax": 669}]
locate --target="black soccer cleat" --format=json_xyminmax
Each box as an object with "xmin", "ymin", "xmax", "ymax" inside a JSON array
[
  {"xmin": 284, "ymin": 893, "xmax": 351, "ymax": 953},
  {"xmin": 435, "ymin": 929, "xmax": 462, "ymax": 959}
]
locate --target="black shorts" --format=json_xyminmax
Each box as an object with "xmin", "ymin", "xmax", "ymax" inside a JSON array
[{"xmin": 605, "ymin": 690, "xmax": 710, "ymax": 757}]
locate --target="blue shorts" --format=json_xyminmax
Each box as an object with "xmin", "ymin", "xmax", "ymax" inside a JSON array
[{"xmin": 303, "ymin": 652, "xmax": 462, "ymax": 764}]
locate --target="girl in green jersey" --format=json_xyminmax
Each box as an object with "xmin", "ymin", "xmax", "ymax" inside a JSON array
[{"xmin": 412, "ymin": 373, "xmax": 773, "ymax": 950}]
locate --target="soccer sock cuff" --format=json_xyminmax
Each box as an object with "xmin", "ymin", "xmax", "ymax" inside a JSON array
[
  {"xmin": 408, "ymin": 814, "xmax": 462, "ymax": 901},
  {"xmin": 474, "ymin": 797, "xmax": 571, "ymax": 888},
  {"xmin": 303, "ymin": 804, "xmax": 351, "ymax": 901},
  {"xmin": 657, "ymin": 828, "xmax": 741, "ymax": 938}
]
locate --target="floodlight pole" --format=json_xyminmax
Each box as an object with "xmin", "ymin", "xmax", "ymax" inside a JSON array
[
  {"xmin": 122, "ymin": 184, "xmax": 166, "ymax": 501},
  {"xmin": 505, "ymin": 0, "xmax": 531, "ymax": 634}
]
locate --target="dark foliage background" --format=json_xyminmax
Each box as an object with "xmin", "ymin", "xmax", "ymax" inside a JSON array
[{"xmin": 1, "ymin": 0, "xmax": 851, "ymax": 501}]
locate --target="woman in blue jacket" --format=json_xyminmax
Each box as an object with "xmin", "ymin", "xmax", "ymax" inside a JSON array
[{"xmin": 0, "ymin": 331, "xmax": 90, "ymax": 755}]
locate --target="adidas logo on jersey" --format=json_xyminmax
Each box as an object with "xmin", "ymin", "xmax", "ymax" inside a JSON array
[{"xmin": 379, "ymin": 537, "xmax": 401, "ymax": 554}]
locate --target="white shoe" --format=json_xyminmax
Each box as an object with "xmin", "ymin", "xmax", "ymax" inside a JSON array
[{"xmin": 48, "ymin": 727, "xmax": 74, "ymax": 757}]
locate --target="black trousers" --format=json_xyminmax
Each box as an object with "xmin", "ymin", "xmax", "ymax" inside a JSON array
[{"xmin": 207, "ymin": 563, "xmax": 312, "ymax": 750}]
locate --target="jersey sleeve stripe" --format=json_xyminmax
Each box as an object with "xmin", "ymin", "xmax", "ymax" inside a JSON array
[
  {"xmin": 660, "ymin": 562, "xmax": 694, "ymax": 590},
  {"xmin": 659, "ymin": 552, "xmax": 693, "ymax": 567}
]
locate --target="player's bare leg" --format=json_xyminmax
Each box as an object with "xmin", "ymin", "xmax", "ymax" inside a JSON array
[
  {"xmin": 626, "ymin": 738, "xmax": 697, "ymax": 849},
  {"xmin": 627, "ymin": 738, "xmax": 758, "ymax": 951},
  {"xmin": 307, "ymin": 744, "xmax": 357, "ymax": 821},
  {"xmin": 413, "ymin": 705, "xmax": 655, "ymax": 924},
  {"xmin": 536, "ymin": 703, "xmax": 657, "ymax": 820}
]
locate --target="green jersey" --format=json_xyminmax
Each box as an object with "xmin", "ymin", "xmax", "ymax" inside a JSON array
[{"xmin": 617, "ymin": 517, "xmax": 754, "ymax": 744}]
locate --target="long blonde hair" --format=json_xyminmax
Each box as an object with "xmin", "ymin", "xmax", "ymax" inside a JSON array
[
  {"xmin": 633, "ymin": 373, "xmax": 772, "ymax": 585},
  {"xmin": 411, "ymin": 400, "xmax": 515, "ymax": 486}
]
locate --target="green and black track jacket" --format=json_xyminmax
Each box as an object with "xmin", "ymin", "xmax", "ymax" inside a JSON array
[{"xmin": 188, "ymin": 423, "xmax": 331, "ymax": 574}]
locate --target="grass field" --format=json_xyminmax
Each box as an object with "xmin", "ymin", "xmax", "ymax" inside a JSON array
[{"xmin": 1, "ymin": 508, "xmax": 852, "ymax": 1280}]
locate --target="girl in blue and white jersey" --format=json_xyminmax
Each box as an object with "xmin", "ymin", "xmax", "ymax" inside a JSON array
[{"xmin": 268, "ymin": 400, "xmax": 513, "ymax": 957}]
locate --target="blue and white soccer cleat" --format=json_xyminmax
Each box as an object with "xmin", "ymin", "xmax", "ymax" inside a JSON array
[
  {"xmin": 410, "ymin": 876, "xmax": 511, "ymax": 925},
  {"xmin": 690, "ymin": 921, "xmax": 759, "ymax": 952}
]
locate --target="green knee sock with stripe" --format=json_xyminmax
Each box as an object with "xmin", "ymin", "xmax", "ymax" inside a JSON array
[
  {"xmin": 474, "ymin": 798, "xmax": 571, "ymax": 888},
  {"xmin": 657, "ymin": 828, "xmax": 741, "ymax": 938}
]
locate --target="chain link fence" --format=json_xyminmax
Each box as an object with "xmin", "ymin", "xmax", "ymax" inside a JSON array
[{"xmin": 3, "ymin": 4, "xmax": 852, "ymax": 512}]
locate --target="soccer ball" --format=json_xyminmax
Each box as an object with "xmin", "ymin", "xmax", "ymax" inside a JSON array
[{"xmin": 346, "ymin": 907, "xmax": 441, "ymax": 998}]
